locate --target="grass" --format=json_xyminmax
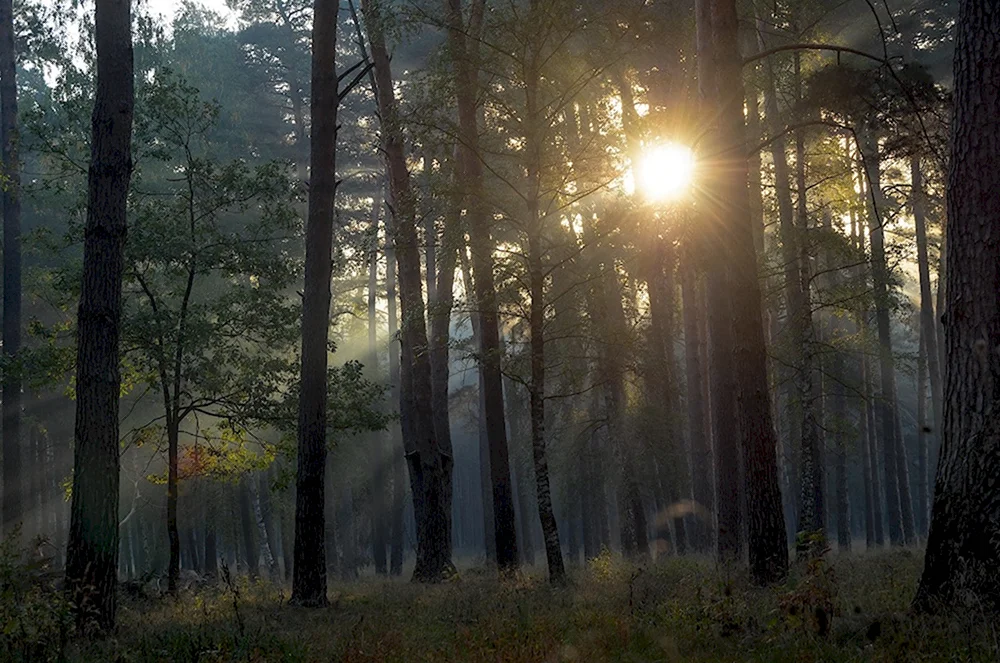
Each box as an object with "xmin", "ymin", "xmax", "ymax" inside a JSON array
[{"xmin": 57, "ymin": 550, "xmax": 999, "ymax": 662}]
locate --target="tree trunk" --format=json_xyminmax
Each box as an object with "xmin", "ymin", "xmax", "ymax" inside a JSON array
[
  {"xmin": 290, "ymin": 0, "xmax": 337, "ymax": 607},
  {"xmin": 387, "ymin": 203, "xmax": 405, "ymax": 578},
  {"xmin": 681, "ymin": 247, "xmax": 713, "ymax": 553},
  {"xmin": 861, "ymin": 128, "xmax": 914, "ymax": 546},
  {"xmin": 65, "ymin": 0, "xmax": 133, "ymax": 632},
  {"xmin": 793, "ymin": 51, "xmax": 826, "ymax": 549},
  {"xmin": 258, "ymin": 470, "xmax": 282, "ymax": 578},
  {"xmin": 646, "ymin": 240, "xmax": 688, "ymax": 554},
  {"xmin": 239, "ymin": 478, "xmax": 258, "ymax": 578},
  {"xmin": 167, "ymin": 420, "xmax": 180, "ymax": 592},
  {"xmin": 204, "ymin": 485, "xmax": 218, "ymax": 579},
  {"xmin": 911, "ymin": 155, "xmax": 941, "ymax": 534},
  {"xmin": 696, "ymin": 0, "xmax": 743, "ymax": 564},
  {"xmin": 523, "ymin": 26, "xmax": 565, "ymax": 583},
  {"xmin": 0, "ymin": 0, "xmax": 21, "ymax": 537},
  {"xmin": 916, "ymin": 333, "xmax": 929, "ymax": 537},
  {"xmin": 364, "ymin": 0, "xmax": 453, "ymax": 581},
  {"xmin": 863, "ymin": 350, "xmax": 885, "ymax": 546},
  {"xmin": 914, "ymin": 1, "xmax": 1000, "ymax": 611},
  {"xmin": 444, "ymin": 0, "xmax": 518, "ymax": 575},
  {"xmin": 249, "ymin": 474, "xmax": 279, "ymax": 579},
  {"xmin": 822, "ymin": 213, "xmax": 851, "ymax": 551},
  {"xmin": 428, "ymin": 190, "xmax": 459, "ymax": 559},
  {"xmin": 704, "ymin": 0, "xmax": 788, "ymax": 582},
  {"xmin": 367, "ymin": 201, "xmax": 389, "ymax": 576},
  {"xmin": 460, "ymin": 251, "xmax": 496, "ymax": 563}
]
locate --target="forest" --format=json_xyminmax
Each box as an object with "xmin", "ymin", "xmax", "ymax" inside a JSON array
[{"xmin": 1, "ymin": 0, "xmax": 999, "ymax": 660}]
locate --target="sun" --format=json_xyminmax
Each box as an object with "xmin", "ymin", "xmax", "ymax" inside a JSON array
[{"xmin": 636, "ymin": 143, "xmax": 695, "ymax": 203}]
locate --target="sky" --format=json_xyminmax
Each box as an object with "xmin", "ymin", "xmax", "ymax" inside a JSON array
[{"xmin": 145, "ymin": 0, "xmax": 232, "ymax": 20}]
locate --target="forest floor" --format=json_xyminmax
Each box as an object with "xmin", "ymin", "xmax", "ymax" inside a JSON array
[{"xmin": 64, "ymin": 550, "xmax": 997, "ymax": 662}]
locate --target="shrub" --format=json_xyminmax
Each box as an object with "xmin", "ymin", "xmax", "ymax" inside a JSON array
[{"xmin": 0, "ymin": 529, "xmax": 72, "ymax": 662}]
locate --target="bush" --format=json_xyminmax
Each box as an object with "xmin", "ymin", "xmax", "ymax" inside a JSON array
[{"xmin": 0, "ymin": 529, "xmax": 72, "ymax": 663}]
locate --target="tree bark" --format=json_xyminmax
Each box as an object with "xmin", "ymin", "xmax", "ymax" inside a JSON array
[
  {"xmin": 523, "ymin": 11, "xmax": 565, "ymax": 582},
  {"xmin": 291, "ymin": 0, "xmax": 337, "ymax": 606},
  {"xmin": 705, "ymin": 0, "xmax": 788, "ymax": 582},
  {"xmin": 459, "ymin": 248, "xmax": 496, "ymax": 562},
  {"xmin": 446, "ymin": 0, "xmax": 518, "ymax": 575},
  {"xmin": 861, "ymin": 128, "xmax": 915, "ymax": 546},
  {"xmin": 363, "ymin": 0, "xmax": 454, "ymax": 581},
  {"xmin": 911, "ymin": 154, "xmax": 941, "ymax": 534},
  {"xmin": 167, "ymin": 421, "xmax": 180, "ymax": 592},
  {"xmin": 367, "ymin": 200, "xmax": 389, "ymax": 576},
  {"xmin": 65, "ymin": 0, "xmax": 133, "ymax": 632},
  {"xmin": 204, "ymin": 484, "xmax": 218, "ymax": 579},
  {"xmin": 646, "ymin": 240, "xmax": 688, "ymax": 554},
  {"xmin": 915, "ymin": 0, "xmax": 1000, "ymax": 612},
  {"xmin": 0, "ymin": 0, "xmax": 22, "ymax": 537},
  {"xmin": 681, "ymin": 246, "xmax": 713, "ymax": 553},
  {"xmin": 793, "ymin": 51, "xmax": 826, "ymax": 549},
  {"xmin": 386, "ymin": 201, "xmax": 405, "ymax": 577},
  {"xmin": 696, "ymin": 0, "xmax": 743, "ymax": 564},
  {"xmin": 239, "ymin": 477, "xmax": 258, "ymax": 578},
  {"xmin": 821, "ymin": 213, "xmax": 850, "ymax": 551},
  {"xmin": 916, "ymin": 333, "xmax": 929, "ymax": 537}
]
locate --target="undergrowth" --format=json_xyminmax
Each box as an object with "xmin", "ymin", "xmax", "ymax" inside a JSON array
[{"xmin": 7, "ymin": 545, "xmax": 997, "ymax": 662}]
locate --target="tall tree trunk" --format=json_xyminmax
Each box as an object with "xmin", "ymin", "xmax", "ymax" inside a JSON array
[
  {"xmin": 428, "ymin": 199, "xmax": 459, "ymax": 554},
  {"xmin": 861, "ymin": 369, "xmax": 876, "ymax": 549},
  {"xmin": 0, "ymin": 0, "xmax": 21, "ymax": 537},
  {"xmin": 523, "ymin": 18, "xmax": 565, "ymax": 582},
  {"xmin": 445, "ymin": 0, "xmax": 518, "ymax": 574},
  {"xmin": 914, "ymin": 1, "xmax": 1000, "ymax": 611},
  {"xmin": 853, "ymin": 157, "xmax": 884, "ymax": 548},
  {"xmin": 916, "ymin": 333, "xmax": 929, "ymax": 537},
  {"xmin": 696, "ymin": 0, "xmax": 743, "ymax": 563},
  {"xmin": 863, "ymin": 350, "xmax": 885, "ymax": 546},
  {"xmin": 911, "ymin": 154, "xmax": 941, "ymax": 533},
  {"xmin": 704, "ymin": 0, "xmax": 788, "ymax": 582},
  {"xmin": 249, "ymin": 475, "xmax": 279, "ymax": 579},
  {"xmin": 239, "ymin": 477, "xmax": 258, "ymax": 578},
  {"xmin": 367, "ymin": 200, "xmax": 389, "ymax": 576},
  {"xmin": 167, "ymin": 420, "xmax": 180, "ymax": 592},
  {"xmin": 821, "ymin": 212, "xmax": 850, "ymax": 551},
  {"xmin": 792, "ymin": 51, "xmax": 826, "ymax": 549},
  {"xmin": 204, "ymin": 485, "xmax": 218, "ymax": 579},
  {"xmin": 387, "ymin": 203, "xmax": 405, "ymax": 577},
  {"xmin": 65, "ymin": 0, "xmax": 133, "ymax": 632},
  {"xmin": 861, "ymin": 128, "xmax": 914, "ymax": 546},
  {"xmin": 291, "ymin": 0, "xmax": 337, "ymax": 607},
  {"xmin": 364, "ymin": 0, "xmax": 453, "ymax": 581},
  {"xmin": 459, "ymin": 248, "xmax": 496, "ymax": 562},
  {"xmin": 646, "ymin": 240, "xmax": 688, "ymax": 553},
  {"xmin": 681, "ymin": 247, "xmax": 713, "ymax": 553}
]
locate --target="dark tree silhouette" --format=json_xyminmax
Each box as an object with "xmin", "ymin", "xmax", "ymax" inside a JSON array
[
  {"xmin": 64, "ymin": 0, "xmax": 134, "ymax": 632},
  {"xmin": 291, "ymin": 0, "xmax": 338, "ymax": 607},
  {"xmin": 915, "ymin": 0, "xmax": 1000, "ymax": 613}
]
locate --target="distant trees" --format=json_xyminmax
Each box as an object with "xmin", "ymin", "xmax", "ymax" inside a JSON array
[
  {"xmin": 914, "ymin": 0, "xmax": 1000, "ymax": 613},
  {"xmin": 0, "ymin": 0, "xmax": 21, "ymax": 536},
  {"xmin": 64, "ymin": 0, "xmax": 134, "ymax": 632}
]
